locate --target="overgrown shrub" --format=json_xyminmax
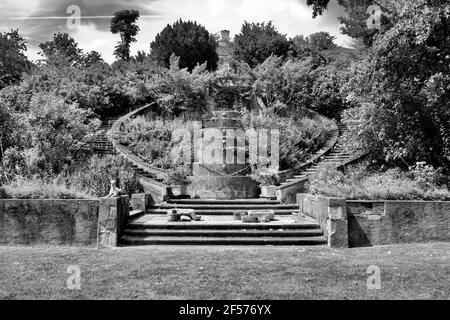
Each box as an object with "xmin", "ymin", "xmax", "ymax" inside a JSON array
[
  {"xmin": 308, "ymin": 163, "xmax": 450, "ymax": 201},
  {"xmin": 0, "ymin": 177, "xmax": 93, "ymax": 199},
  {"xmin": 242, "ymin": 111, "xmax": 334, "ymax": 170},
  {"xmin": 64, "ymin": 155, "xmax": 141, "ymax": 198},
  {"xmin": 113, "ymin": 116, "xmax": 196, "ymax": 170}
]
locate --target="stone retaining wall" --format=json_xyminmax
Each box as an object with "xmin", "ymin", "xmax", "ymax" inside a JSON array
[
  {"xmin": 0, "ymin": 199, "xmax": 100, "ymax": 246},
  {"xmin": 297, "ymin": 194, "xmax": 450, "ymax": 248},
  {"xmin": 0, "ymin": 196, "xmax": 130, "ymax": 247},
  {"xmin": 347, "ymin": 200, "xmax": 450, "ymax": 247}
]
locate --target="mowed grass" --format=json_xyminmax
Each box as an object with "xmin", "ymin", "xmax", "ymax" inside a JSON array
[{"xmin": 0, "ymin": 243, "xmax": 449, "ymax": 300}]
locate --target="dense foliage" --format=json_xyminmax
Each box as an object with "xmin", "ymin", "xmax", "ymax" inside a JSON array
[
  {"xmin": 111, "ymin": 10, "xmax": 140, "ymax": 61},
  {"xmin": 115, "ymin": 110, "xmax": 334, "ymax": 173},
  {"xmin": 341, "ymin": 0, "xmax": 450, "ymax": 171},
  {"xmin": 233, "ymin": 22, "xmax": 290, "ymax": 67},
  {"xmin": 0, "ymin": 30, "xmax": 31, "ymax": 90},
  {"xmin": 150, "ymin": 19, "xmax": 218, "ymax": 71},
  {"xmin": 308, "ymin": 162, "xmax": 450, "ymax": 201},
  {"xmin": 63, "ymin": 155, "xmax": 141, "ymax": 197}
]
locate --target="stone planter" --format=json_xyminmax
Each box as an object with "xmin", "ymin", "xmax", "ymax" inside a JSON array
[{"xmin": 260, "ymin": 185, "xmax": 278, "ymax": 199}]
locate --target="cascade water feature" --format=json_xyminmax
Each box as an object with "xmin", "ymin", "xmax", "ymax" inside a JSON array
[{"xmin": 188, "ymin": 110, "xmax": 259, "ymax": 199}]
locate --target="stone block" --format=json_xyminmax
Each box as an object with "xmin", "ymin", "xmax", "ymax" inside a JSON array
[{"xmin": 98, "ymin": 196, "xmax": 130, "ymax": 247}]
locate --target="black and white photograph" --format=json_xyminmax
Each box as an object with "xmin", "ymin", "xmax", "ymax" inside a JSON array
[{"xmin": 0, "ymin": 0, "xmax": 449, "ymax": 305}]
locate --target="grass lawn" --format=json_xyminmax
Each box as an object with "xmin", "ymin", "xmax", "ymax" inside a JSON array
[{"xmin": 0, "ymin": 243, "xmax": 449, "ymax": 300}]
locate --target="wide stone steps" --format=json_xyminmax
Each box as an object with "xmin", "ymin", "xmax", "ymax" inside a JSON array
[
  {"xmin": 167, "ymin": 199, "xmax": 282, "ymax": 205},
  {"xmin": 119, "ymin": 211, "xmax": 325, "ymax": 246},
  {"xmin": 123, "ymin": 228, "xmax": 324, "ymax": 238},
  {"xmin": 147, "ymin": 209, "xmax": 300, "ymax": 216},
  {"xmin": 127, "ymin": 220, "xmax": 320, "ymax": 230},
  {"xmin": 156, "ymin": 204, "xmax": 299, "ymax": 210},
  {"xmin": 121, "ymin": 236, "xmax": 327, "ymax": 246}
]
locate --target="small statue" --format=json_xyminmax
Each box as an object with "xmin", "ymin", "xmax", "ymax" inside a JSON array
[{"xmin": 106, "ymin": 178, "xmax": 122, "ymax": 198}]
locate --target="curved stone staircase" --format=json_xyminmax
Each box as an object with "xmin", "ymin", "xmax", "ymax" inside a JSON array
[{"xmin": 104, "ymin": 103, "xmax": 364, "ymax": 246}]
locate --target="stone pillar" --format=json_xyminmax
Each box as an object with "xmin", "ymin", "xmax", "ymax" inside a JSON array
[
  {"xmin": 98, "ymin": 196, "xmax": 130, "ymax": 247},
  {"xmin": 297, "ymin": 194, "xmax": 348, "ymax": 248},
  {"xmin": 325, "ymin": 197, "xmax": 348, "ymax": 248}
]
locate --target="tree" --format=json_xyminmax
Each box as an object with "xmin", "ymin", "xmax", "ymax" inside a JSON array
[
  {"xmin": 150, "ymin": 19, "xmax": 218, "ymax": 71},
  {"xmin": 308, "ymin": 32, "xmax": 337, "ymax": 50},
  {"xmin": 39, "ymin": 33, "xmax": 83, "ymax": 64},
  {"xmin": 307, "ymin": 0, "xmax": 396, "ymax": 46},
  {"xmin": 81, "ymin": 51, "xmax": 105, "ymax": 67},
  {"xmin": 233, "ymin": 21, "xmax": 290, "ymax": 68},
  {"xmin": 110, "ymin": 10, "xmax": 140, "ymax": 61},
  {"xmin": 0, "ymin": 30, "xmax": 30, "ymax": 89},
  {"xmin": 26, "ymin": 93, "xmax": 100, "ymax": 175},
  {"xmin": 307, "ymin": 0, "xmax": 332, "ymax": 18},
  {"xmin": 342, "ymin": 0, "xmax": 450, "ymax": 171}
]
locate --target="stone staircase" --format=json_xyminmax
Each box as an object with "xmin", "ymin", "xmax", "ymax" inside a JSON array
[
  {"xmin": 106, "ymin": 105, "xmax": 361, "ymax": 247},
  {"xmin": 91, "ymin": 118, "xmax": 119, "ymax": 155},
  {"xmin": 120, "ymin": 199, "xmax": 327, "ymax": 246},
  {"xmin": 285, "ymin": 123, "xmax": 351, "ymax": 182}
]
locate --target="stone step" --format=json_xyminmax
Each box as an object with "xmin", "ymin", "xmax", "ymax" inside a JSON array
[
  {"xmin": 128, "ymin": 221, "xmax": 320, "ymax": 231},
  {"xmin": 123, "ymin": 228, "xmax": 324, "ymax": 238},
  {"xmin": 147, "ymin": 209, "xmax": 299, "ymax": 216},
  {"xmin": 120, "ymin": 236, "xmax": 327, "ymax": 246},
  {"xmin": 157, "ymin": 204, "xmax": 299, "ymax": 210},
  {"xmin": 167, "ymin": 199, "xmax": 282, "ymax": 205}
]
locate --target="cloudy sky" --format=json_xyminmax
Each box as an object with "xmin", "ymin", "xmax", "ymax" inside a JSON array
[{"xmin": 0, "ymin": 0, "xmax": 352, "ymax": 63}]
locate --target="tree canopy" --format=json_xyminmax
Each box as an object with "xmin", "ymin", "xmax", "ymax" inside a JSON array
[
  {"xmin": 233, "ymin": 21, "xmax": 290, "ymax": 68},
  {"xmin": 111, "ymin": 10, "xmax": 140, "ymax": 61},
  {"xmin": 39, "ymin": 32, "xmax": 83, "ymax": 63},
  {"xmin": 0, "ymin": 30, "xmax": 31, "ymax": 90},
  {"xmin": 342, "ymin": 0, "xmax": 450, "ymax": 171},
  {"xmin": 150, "ymin": 19, "xmax": 218, "ymax": 71}
]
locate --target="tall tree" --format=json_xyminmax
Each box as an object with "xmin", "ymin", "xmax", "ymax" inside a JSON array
[
  {"xmin": 110, "ymin": 10, "xmax": 140, "ymax": 61},
  {"xmin": 307, "ymin": 0, "xmax": 395, "ymax": 46},
  {"xmin": 0, "ymin": 29, "xmax": 30, "ymax": 89},
  {"xmin": 342, "ymin": 0, "xmax": 450, "ymax": 170},
  {"xmin": 233, "ymin": 21, "xmax": 290, "ymax": 67},
  {"xmin": 39, "ymin": 33, "xmax": 83, "ymax": 63},
  {"xmin": 150, "ymin": 19, "xmax": 218, "ymax": 71},
  {"xmin": 308, "ymin": 32, "xmax": 337, "ymax": 50}
]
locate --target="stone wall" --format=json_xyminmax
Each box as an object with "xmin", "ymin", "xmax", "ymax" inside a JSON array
[
  {"xmin": 0, "ymin": 199, "xmax": 99, "ymax": 246},
  {"xmin": 347, "ymin": 200, "xmax": 450, "ymax": 247},
  {"xmin": 0, "ymin": 196, "xmax": 131, "ymax": 247},
  {"xmin": 277, "ymin": 179, "xmax": 308, "ymax": 204},
  {"xmin": 97, "ymin": 196, "xmax": 130, "ymax": 247},
  {"xmin": 297, "ymin": 194, "xmax": 348, "ymax": 248},
  {"xmin": 297, "ymin": 194, "xmax": 450, "ymax": 248}
]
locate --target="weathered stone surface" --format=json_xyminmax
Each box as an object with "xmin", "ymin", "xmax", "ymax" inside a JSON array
[
  {"xmin": 297, "ymin": 194, "xmax": 348, "ymax": 248},
  {"xmin": 0, "ymin": 199, "xmax": 99, "ymax": 246},
  {"xmin": 98, "ymin": 196, "xmax": 130, "ymax": 247},
  {"xmin": 189, "ymin": 176, "xmax": 258, "ymax": 199},
  {"xmin": 139, "ymin": 177, "xmax": 167, "ymax": 204},
  {"xmin": 130, "ymin": 194, "xmax": 154, "ymax": 212},
  {"xmin": 277, "ymin": 179, "xmax": 308, "ymax": 204},
  {"xmin": 347, "ymin": 200, "xmax": 450, "ymax": 247}
]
